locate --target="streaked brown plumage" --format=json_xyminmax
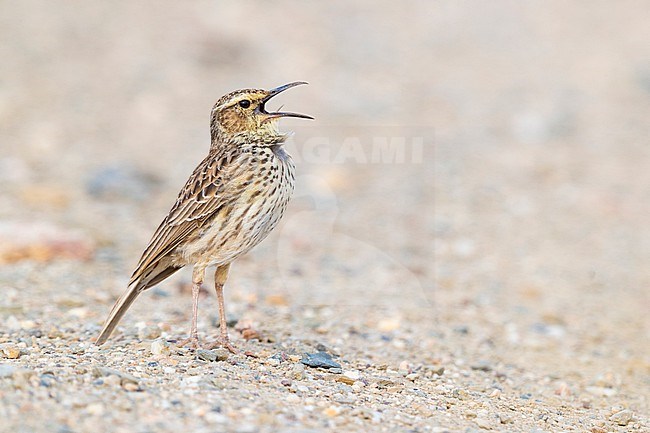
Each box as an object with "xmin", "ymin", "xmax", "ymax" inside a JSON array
[{"xmin": 96, "ymin": 82, "xmax": 312, "ymax": 351}]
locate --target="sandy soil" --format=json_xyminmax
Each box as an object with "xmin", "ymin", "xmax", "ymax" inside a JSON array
[{"xmin": 1, "ymin": 1, "xmax": 648, "ymax": 432}]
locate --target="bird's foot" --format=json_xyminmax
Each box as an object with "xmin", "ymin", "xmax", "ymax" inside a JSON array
[
  {"xmin": 176, "ymin": 334, "xmax": 201, "ymax": 350},
  {"xmin": 206, "ymin": 336, "xmax": 239, "ymax": 354}
]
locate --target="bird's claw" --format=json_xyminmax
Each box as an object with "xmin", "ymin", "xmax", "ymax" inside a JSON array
[
  {"xmin": 206, "ymin": 337, "xmax": 239, "ymax": 354},
  {"xmin": 176, "ymin": 335, "xmax": 201, "ymax": 350}
]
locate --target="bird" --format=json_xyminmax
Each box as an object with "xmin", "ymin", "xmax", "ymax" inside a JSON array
[{"xmin": 95, "ymin": 82, "xmax": 313, "ymax": 352}]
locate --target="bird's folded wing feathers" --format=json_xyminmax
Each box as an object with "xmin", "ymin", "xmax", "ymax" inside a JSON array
[{"xmin": 129, "ymin": 150, "xmax": 245, "ymax": 286}]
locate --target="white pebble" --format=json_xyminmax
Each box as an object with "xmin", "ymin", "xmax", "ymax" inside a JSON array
[
  {"xmin": 151, "ymin": 339, "xmax": 170, "ymax": 356},
  {"xmin": 343, "ymin": 370, "xmax": 361, "ymax": 381}
]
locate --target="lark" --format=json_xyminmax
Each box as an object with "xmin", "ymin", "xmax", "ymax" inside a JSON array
[{"xmin": 95, "ymin": 82, "xmax": 312, "ymax": 352}]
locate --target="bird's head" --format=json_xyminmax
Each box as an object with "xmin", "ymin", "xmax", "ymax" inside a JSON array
[{"xmin": 210, "ymin": 82, "xmax": 313, "ymax": 146}]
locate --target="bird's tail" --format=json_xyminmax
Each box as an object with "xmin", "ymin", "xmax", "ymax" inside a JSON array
[
  {"xmin": 95, "ymin": 264, "xmax": 182, "ymax": 345},
  {"xmin": 95, "ymin": 281, "xmax": 142, "ymax": 345}
]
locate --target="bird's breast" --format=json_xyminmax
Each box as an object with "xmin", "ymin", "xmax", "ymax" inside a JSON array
[{"xmin": 184, "ymin": 146, "xmax": 296, "ymax": 267}]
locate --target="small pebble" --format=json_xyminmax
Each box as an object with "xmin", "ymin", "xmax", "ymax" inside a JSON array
[
  {"xmin": 70, "ymin": 344, "xmax": 86, "ymax": 355},
  {"xmin": 1, "ymin": 345, "xmax": 21, "ymax": 359},
  {"xmin": 432, "ymin": 366, "xmax": 445, "ymax": 376},
  {"xmin": 453, "ymin": 388, "xmax": 469, "ymax": 400},
  {"xmin": 39, "ymin": 373, "xmax": 56, "ymax": 387},
  {"xmin": 333, "ymin": 393, "xmax": 356, "ymax": 404},
  {"xmin": 241, "ymin": 328, "xmax": 260, "ymax": 341},
  {"xmin": 123, "ymin": 381, "xmax": 140, "ymax": 392},
  {"xmin": 475, "ymin": 416, "xmax": 493, "ymax": 430},
  {"xmin": 139, "ymin": 325, "xmax": 162, "ymax": 340},
  {"xmin": 323, "ymin": 406, "xmax": 341, "ymax": 417},
  {"xmin": 104, "ymin": 375, "xmax": 121, "ymax": 388},
  {"xmin": 343, "ymin": 370, "xmax": 360, "ymax": 381},
  {"xmin": 377, "ymin": 317, "xmax": 400, "ymax": 332},
  {"xmin": 151, "ymin": 339, "xmax": 171, "ymax": 356},
  {"xmin": 609, "ymin": 409, "xmax": 633, "ymax": 426},
  {"xmin": 301, "ymin": 352, "xmax": 341, "ymax": 369},
  {"xmin": 376, "ymin": 378, "xmax": 397, "ymax": 388},
  {"xmin": 398, "ymin": 360, "xmax": 411, "ymax": 374},
  {"xmin": 197, "ymin": 349, "xmax": 218, "ymax": 362},
  {"xmin": 213, "ymin": 349, "xmax": 230, "ymax": 361},
  {"xmin": 197, "ymin": 348, "xmax": 229, "ymax": 362},
  {"xmin": 291, "ymin": 363, "xmax": 305, "ymax": 380},
  {"xmin": 92, "ymin": 366, "xmax": 139, "ymax": 385},
  {"xmin": 471, "ymin": 361, "xmax": 492, "ymax": 372},
  {"xmin": 499, "ymin": 413, "xmax": 512, "ymax": 424},
  {"xmin": 554, "ymin": 382, "xmax": 571, "ymax": 397},
  {"xmin": 336, "ymin": 376, "xmax": 355, "ymax": 385}
]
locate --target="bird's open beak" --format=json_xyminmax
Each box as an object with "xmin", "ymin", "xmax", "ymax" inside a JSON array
[{"xmin": 260, "ymin": 82, "xmax": 314, "ymax": 121}]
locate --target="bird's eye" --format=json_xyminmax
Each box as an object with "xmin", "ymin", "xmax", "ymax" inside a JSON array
[{"xmin": 238, "ymin": 100, "xmax": 251, "ymax": 108}]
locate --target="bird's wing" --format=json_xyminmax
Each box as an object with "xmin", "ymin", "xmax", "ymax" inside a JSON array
[{"xmin": 129, "ymin": 149, "xmax": 247, "ymax": 286}]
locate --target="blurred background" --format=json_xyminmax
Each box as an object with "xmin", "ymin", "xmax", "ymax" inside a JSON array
[{"xmin": 0, "ymin": 0, "xmax": 648, "ymax": 393}]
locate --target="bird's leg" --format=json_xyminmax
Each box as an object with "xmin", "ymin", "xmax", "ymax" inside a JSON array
[
  {"xmin": 177, "ymin": 267, "xmax": 204, "ymax": 349},
  {"xmin": 206, "ymin": 263, "xmax": 238, "ymax": 353}
]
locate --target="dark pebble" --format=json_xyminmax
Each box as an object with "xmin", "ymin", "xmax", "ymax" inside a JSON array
[
  {"xmin": 39, "ymin": 373, "xmax": 56, "ymax": 387},
  {"xmin": 197, "ymin": 349, "xmax": 218, "ymax": 362},
  {"xmin": 301, "ymin": 352, "xmax": 341, "ymax": 369},
  {"xmin": 269, "ymin": 352, "xmax": 289, "ymax": 363},
  {"xmin": 315, "ymin": 343, "xmax": 333, "ymax": 353},
  {"xmin": 453, "ymin": 326, "xmax": 469, "ymax": 334},
  {"xmin": 197, "ymin": 349, "xmax": 229, "ymax": 362},
  {"xmin": 470, "ymin": 361, "xmax": 492, "ymax": 372}
]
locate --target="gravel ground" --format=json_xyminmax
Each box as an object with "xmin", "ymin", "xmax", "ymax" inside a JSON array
[{"xmin": 1, "ymin": 2, "xmax": 648, "ymax": 432}]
